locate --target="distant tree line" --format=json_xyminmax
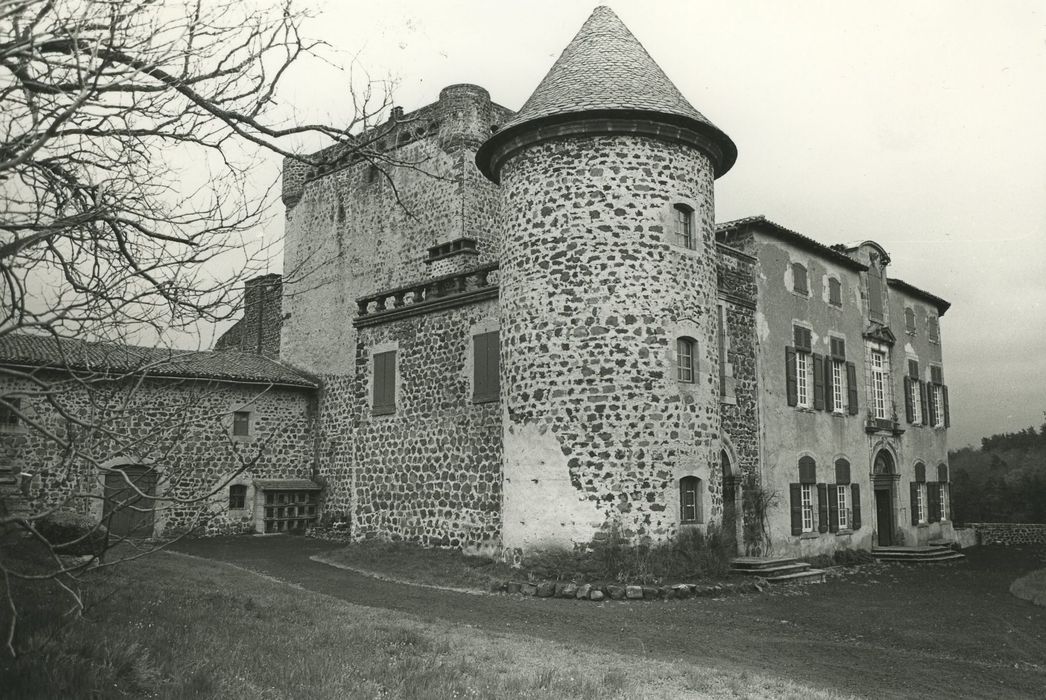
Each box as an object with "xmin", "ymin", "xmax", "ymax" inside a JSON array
[{"xmin": 949, "ymin": 424, "xmax": 1046, "ymax": 524}]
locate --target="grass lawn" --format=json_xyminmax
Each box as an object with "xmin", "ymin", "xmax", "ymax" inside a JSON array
[{"xmin": 0, "ymin": 540, "xmax": 847, "ymax": 699}]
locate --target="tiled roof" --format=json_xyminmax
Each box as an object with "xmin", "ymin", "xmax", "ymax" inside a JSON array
[
  {"xmin": 486, "ymin": 6, "xmax": 735, "ymax": 175},
  {"xmin": 716, "ymin": 216, "xmax": 869, "ymax": 272},
  {"xmin": 0, "ymin": 334, "xmax": 317, "ymax": 387},
  {"xmin": 887, "ymin": 278, "xmax": 951, "ymax": 316}
]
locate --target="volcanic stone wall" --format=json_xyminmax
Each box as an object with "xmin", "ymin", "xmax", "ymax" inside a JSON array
[
  {"xmin": 345, "ymin": 300, "xmax": 502, "ymax": 551},
  {"xmin": 497, "ymin": 133, "xmax": 721, "ymax": 550},
  {"xmin": 970, "ymin": 523, "xmax": 1046, "ymax": 545},
  {"xmin": 0, "ymin": 373, "xmax": 316, "ymax": 535}
]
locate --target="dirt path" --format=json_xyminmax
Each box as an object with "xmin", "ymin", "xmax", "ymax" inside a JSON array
[{"xmin": 172, "ymin": 537, "xmax": 1046, "ymax": 699}]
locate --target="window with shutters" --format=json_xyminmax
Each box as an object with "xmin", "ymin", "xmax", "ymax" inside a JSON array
[
  {"xmin": 372, "ymin": 350, "xmax": 397, "ymax": 415},
  {"xmin": 791, "ymin": 326, "xmax": 813, "ymax": 408},
  {"xmin": 904, "ymin": 307, "xmax": 917, "ymax": 335},
  {"xmin": 828, "ymin": 277, "xmax": 842, "ymax": 307},
  {"xmin": 836, "ymin": 485, "xmax": 850, "ymax": 529},
  {"xmin": 473, "ymin": 331, "xmax": 500, "ymax": 403},
  {"xmin": 677, "ymin": 337, "xmax": 697, "ymax": 383},
  {"xmin": 232, "ymin": 411, "xmax": 250, "ymax": 437},
  {"xmin": 229, "ymin": 484, "xmax": 247, "ymax": 510},
  {"xmin": 679, "ymin": 476, "xmax": 702, "ymax": 523},
  {"xmin": 871, "ymin": 351, "xmax": 888, "ymax": 419},
  {"xmin": 906, "ymin": 359, "xmax": 922, "ymax": 425},
  {"xmin": 929, "ymin": 365, "xmax": 947, "ymax": 427},
  {"xmin": 938, "ymin": 464, "xmax": 950, "ymax": 521},
  {"xmin": 828, "ymin": 337, "xmax": 846, "ymax": 414},
  {"xmin": 673, "ymin": 204, "xmax": 695, "ymax": 249},
  {"xmin": 801, "ymin": 484, "xmax": 814, "ymax": 532},
  {"xmin": 799, "ymin": 456, "xmax": 817, "ymax": 533},
  {"xmin": 927, "ymin": 315, "xmax": 940, "ymax": 344},
  {"xmin": 792, "ymin": 262, "xmax": 809, "ymax": 296}
]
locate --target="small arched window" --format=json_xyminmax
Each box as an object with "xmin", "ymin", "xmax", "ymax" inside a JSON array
[
  {"xmin": 792, "ymin": 263, "xmax": 809, "ymax": 295},
  {"xmin": 828, "ymin": 277, "xmax": 842, "ymax": 306},
  {"xmin": 676, "ymin": 337, "xmax": 696, "ymax": 383},
  {"xmin": 834, "ymin": 458, "xmax": 851, "ymax": 484},
  {"xmin": 229, "ymin": 484, "xmax": 247, "ymax": 510},
  {"xmin": 798, "ymin": 456, "xmax": 817, "ymax": 484},
  {"xmin": 680, "ymin": 476, "xmax": 702, "ymax": 523},
  {"xmin": 673, "ymin": 204, "xmax": 695, "ymax": 249},
  {"xmin": 914, "ymin": 462, "xmax": 926, "ymax": 483},
  {"xmin": 937, "ymin": 463, "xmax": 949, "ymax": 483}
]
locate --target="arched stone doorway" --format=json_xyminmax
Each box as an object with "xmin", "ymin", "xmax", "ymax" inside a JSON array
[
  {"xmin": 871, "ymin": 449, "xmax": 898, "ymax": 546},
  {"xmin": 720, "ymin": 449, "xmax": 740, "ymax": 554},
  {"xmin": 102, "ymin": 465, "xmax": 157, "ymax": 538}
]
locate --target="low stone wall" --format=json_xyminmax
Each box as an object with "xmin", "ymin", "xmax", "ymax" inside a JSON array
[{"xmin": 969, "ymin": 523, "xmax": 1046, "ymax": 546}]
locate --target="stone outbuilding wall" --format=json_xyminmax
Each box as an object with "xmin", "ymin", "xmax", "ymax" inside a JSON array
[{"xmin": 969, "ymin": 523, "xmax": 1046, "ymax": 545}]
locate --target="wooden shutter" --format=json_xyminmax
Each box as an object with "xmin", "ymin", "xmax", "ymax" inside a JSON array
[
  {"xmin": 927, "ymin": 384, "xmax": 937, "ymax": 426},
  {"xmin": 850, "ymin": 484, "xmax": 862, "ymax": 529},
  {"xmin": 789, "ymin": 483, "xmax": 802, "ymax": 535},
  {"xmin": 910, "ymin": 483, "xmax": 920, "ymax": 525},
  {"xmin": 785, "ymin": 347, "xmax": 797, "ymax": 407},
  {"xmin": 373, "ymin": 351, "xmax": 396, "ymax": 414},
  {"xmin": 908, "ymin": 359, "xmax": 919, "ymax": 379},
  {"xmin": 473, "ymin": 332, "xmax": 500, "ymax": 402},
  {"xmin": 817, "ymin": 483, "xmax": 829, "ymax": 533},
  {"xmin": 942, "ymin": 385, "xmax": 950, "ymax": 427},
  {"xmin": 927, "ymin": 482, "xmax": 941, "ymax": 521},
  {"xmin": 813, "ymin": 354, "xmax": 825, "ymax": 410},
  {"xmin": 823, "ymin": 358, "xmax": 834, "ymax": 412},
  {"xmin": 846, "ymin": 361, "xmax": 859, "ymax": 415},
  {"xmin": 868, "ymin": 271, "xmax": 883, "ymax": 321},
  {"xmin": 919, "ymin": 381, "xmax": 929, "ymax": 426},
  {"xmin": 828, "ymin": 484, "xmax": 839, "ymax": 533},
  {"xmin": 903, "ymin": 376, "xmax": 914, "ymax": 423}
]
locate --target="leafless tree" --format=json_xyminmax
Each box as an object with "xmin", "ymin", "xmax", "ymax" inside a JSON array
[{"xmin": 0, "ymin": 0, "xmax": 408, "ymax": 656}]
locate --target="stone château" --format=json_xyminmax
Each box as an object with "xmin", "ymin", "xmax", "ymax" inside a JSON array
[{"xmin": 0, "ymin": 7, "xmax": 954, "ymax": 557}]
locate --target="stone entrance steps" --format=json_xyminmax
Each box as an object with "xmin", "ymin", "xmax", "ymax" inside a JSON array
[
  {"xmin": 872, "ymin": 545, "xmax": 965, "ymax": 563},
  {"xmin": 730, "ymin": 556, "xmax": 826, "ymax": 585}
]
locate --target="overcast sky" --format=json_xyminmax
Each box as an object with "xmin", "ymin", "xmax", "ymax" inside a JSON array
[{"xmin": 254, "ymin": 0, "xmax": 1045, "ymax": 449}]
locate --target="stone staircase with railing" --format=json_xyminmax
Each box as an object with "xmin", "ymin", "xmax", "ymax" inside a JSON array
[
  {"xmin": 730, "ymin": 556, "xmax": 827, "ymax": 585},
  {"xmin": 871, "ymin": 544, "xmax": 965, "ymax": 563}
]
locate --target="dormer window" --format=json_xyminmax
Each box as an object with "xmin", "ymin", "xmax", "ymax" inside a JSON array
[
  {"xmin": 673, "ymin": 204, "xmax": 695, "ymax": 249},
  {"xmin": 792, "ymin": 263, "xmax": 809, "ymax": 296}
]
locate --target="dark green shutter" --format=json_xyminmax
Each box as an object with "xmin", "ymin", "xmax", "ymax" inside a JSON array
[
  {"xmin": 790, "ymin": 483, "xmax": 802, "ymax": 535},
  {"xmin": 785, "ymin": 347, "xmax": 797, "ymax": 407},
  {"xmin": 846, "ymin": 361, "xmax": 859, "ymax": 415},
  {"xmin": 473, "ymin": 332, "xmax": 501, "ymax": 402},
  {"xmin": 813, "ymin": 354, "xmax": 825, "ymax": 410},
  {"xmin": 824, "ymin": 358, "xmax": 834, "ymax": 412},
  {"xmin": 942, "ymin": 385, "xmax": 950, "ymax": 427},
  {"xmin": 903, "ymin": 376, "xmax": 914, "ymax": 423},
  {"xmin": 919, "ymin": 381, "xmax": 929, "ymax": 426},
  {"xmin": 817, "ymin": 483, "xmax": 829, "ymax": 533},
  {"xmin": 910, "ymin": 483, "xmax": 920, "ymax": 525},
  {"xmin": 850, "ymin": 484, "xmax": 862, "ymax": 529},
  {"xmin": 828, "ymin": 484, "xmax": 839, "ymax": 533},
  {"xmin": 373, "ymin": 351, "xmax": 396, "ymax": 414}
]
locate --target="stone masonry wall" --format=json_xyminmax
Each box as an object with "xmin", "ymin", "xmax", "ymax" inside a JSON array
[
  {"xmin": 970, "ymin": 523, "xmax": 1046, "ymax": 545},
  {"xmin": 0, "ymin": 373, "xmax": 316, "ymax": 535},
  {"xmin": 498, "ymin": 133, "xmax": 721, "ymax": 551},
  {"xmin": 338, "ymin": 299, "xmax": 502, "ymax": 551}
]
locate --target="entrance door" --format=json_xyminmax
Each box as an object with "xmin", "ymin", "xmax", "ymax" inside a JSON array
[
  {"xmin": 103, "ymin": 466, "xmax": 157, "ymax": 538},
  {"xmin": 720, "ymin": 451, "xmax": 738, "ymax": 553},
  {"xmin": 874, "ymin": 488, "xmax": 893, "ymax": 546}
]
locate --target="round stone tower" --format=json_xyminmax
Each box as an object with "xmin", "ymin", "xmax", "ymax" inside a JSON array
[{"xmin": 477, "ymin": 6, "xmax": 736, "ymax": 551}]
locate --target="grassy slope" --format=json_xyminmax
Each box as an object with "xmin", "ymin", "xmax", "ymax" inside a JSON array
[{"xmin": 0, "ymin": 548, "xmax": 846, "ymax": 699}]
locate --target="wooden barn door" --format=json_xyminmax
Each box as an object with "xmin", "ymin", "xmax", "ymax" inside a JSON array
[{"xmin": 103, "ymin": 466, "xmax": 157, "ymax": 538}]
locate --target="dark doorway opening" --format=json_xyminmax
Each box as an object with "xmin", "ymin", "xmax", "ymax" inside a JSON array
[
  {"xmin": 874, "ymin": 488, "xmax": 893, "ymax": 546},
  {"xmin": 720, "ymin": 450, "xmax": 738, "ymax": 553}
]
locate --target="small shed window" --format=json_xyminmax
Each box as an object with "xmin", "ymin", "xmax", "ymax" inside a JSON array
[
  {"xmin": 232, "ymin": 411, "xmax": 250, "ymax": 437},
  {"xmin": 677, "ymin": 337, "xmax": 696, "ymax": 383},
  {"xmin": 679, "ymin": 476, "xmax": 702, "ymax": 523},
  {"xmin": 673, "ymin": 204, "xmax": 695, "ymax": 249},
  {"xmin": 229, "ymin": 484, "xmax": 247, "ymax": 509},
  {"xmin": 792, "ymin": 263, "xmax": 809, "ymax": 295},
  {"xmin": 828, "ymin": 278, "xmax": 842, "ymax": 306}
]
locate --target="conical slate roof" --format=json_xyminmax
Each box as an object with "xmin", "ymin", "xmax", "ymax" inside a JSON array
[{"xmin": 477, "ymin": 6, "xmax": 736, "ymax": 180}]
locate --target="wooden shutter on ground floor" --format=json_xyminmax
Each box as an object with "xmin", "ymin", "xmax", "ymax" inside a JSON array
[
  {"xmin": 789, "ymin": 483, "xmax": 802, "ymax": 535},
  {"xmin": 828, "ymin": 483, "xmax": 839, "ymax": 533},
  {"xmin": 850, "ymin": 484, "xmax": 862, "ymax": 529},
  {"xmin": 928, "ymin": 482, "xmax": 941, "ymax": 521},
  {"xmin": 817, "ymin": 483, "xmax": 829, "ymax": 533},
  {"xmin": 846, "ymin": 362, "xmax": 859, "ymax": 414},
  {"xmin": 785, "ymin": 347, "xmax": 797, "ymax": 407},
  {"xmin": 910, "ymin": 482, "xmax": 921, "ymax": 525},
  {"xmin": 813, "ymin": 354, "xmax": 825, "ymax": 410}
]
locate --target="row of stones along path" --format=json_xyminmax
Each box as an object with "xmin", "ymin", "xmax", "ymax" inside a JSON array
[{"xmin": 171, "ymin": 536, "xmax": 1046, "ymax": 699}]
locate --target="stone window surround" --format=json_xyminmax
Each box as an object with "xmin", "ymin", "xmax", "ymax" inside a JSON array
[
  {"xmin": 664, "ymin": 319, "xmax": 706, "ymax": 398},
  {"xmin": 663, "ymin": 197, "xmax": 704, "ymax": 256},
  {"xmin": 226, "ymin": 400, "xmax": 259, "ymax": 443},
  {"xmin": 826, "ymin": 274, "xmax": 843, "ymax": 307},
  {"xmin": 368, "ymin": 341, "xmax": 400, "ymax": 419}
]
